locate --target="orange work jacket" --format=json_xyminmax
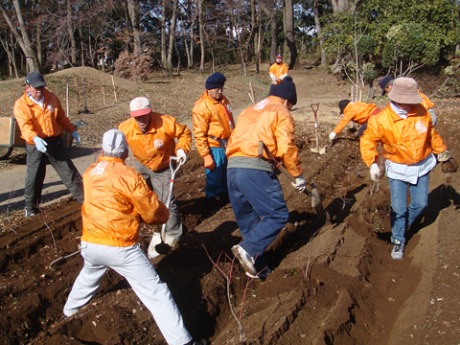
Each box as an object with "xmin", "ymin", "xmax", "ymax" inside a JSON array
[
  {"xmin": 192, "ymin": 91, "xmax": 235, "ymax": 157},
  {"xmin": 360, "ymin": 103, "xmax": 446, "ymax": 167},
  {"xmin": 119, "ymin": 113, "xmax": 191, "ymax": 172},
  {"xmin": 269, "ymin": 63, "xmax": 289, "ymax": 84},
  {"xmin": 419, "ymin": 91, "xmax": 434, "ymax": 110},
  {"xmin": 14, "ymin": 90, "xmax": 76, "ymax": 145},
  {"xmin": 226, "ymin": 96, "xmax": 303, "ymax": 177},
  {"xmin": 81, "ymin": 156, "xmax": 169, "ymax": 247},
  {"xmin": 333, "ymin": 101, "xmax": 380, "ymax": 134}
]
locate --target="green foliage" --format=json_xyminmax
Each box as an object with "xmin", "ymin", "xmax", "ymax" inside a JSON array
[
  {"xmin": 357, "ymin": 35, "xmax": 377, "ymax": 57},
  {"xmin": 362, "ymin": 63, "xmax": 378, "ymax": 83}
]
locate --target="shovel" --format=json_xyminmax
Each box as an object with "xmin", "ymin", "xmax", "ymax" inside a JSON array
[
  {"xmin": 147, "ymin": 157, "xmax": 183, "ymax": 259},
  {"xmin": 258, "ymin": 141, "xmax": 323, "ymax": 216},
  {"xmin": 310, "ymin": 103, "xmax": 326, "ymax": 155}
]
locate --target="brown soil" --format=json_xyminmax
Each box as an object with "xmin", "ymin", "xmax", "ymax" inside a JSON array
[{"xmin": 1, "ymin": 65, "xmax": 460, "ymax": 345}]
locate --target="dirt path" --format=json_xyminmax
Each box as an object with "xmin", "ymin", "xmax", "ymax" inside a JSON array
[{"xmin": 1, "ymin": 66, "xmax": 459, "ymax": 345}]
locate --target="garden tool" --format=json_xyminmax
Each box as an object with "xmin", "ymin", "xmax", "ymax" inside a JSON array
[
  {"xmin": 258, "ymin": 141, "xmax": 323, "ymax": 216},
  {"xmin": 310, "ymin": 102, "xmax": 327, "ymax": 155},
  {"xmin": 148, "ymin": 157, "xmax": 183, "ymax": 259}
]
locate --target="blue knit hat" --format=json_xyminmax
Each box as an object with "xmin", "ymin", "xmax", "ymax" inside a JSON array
[
  {"xmin": 205, "ymin": 72, "xmax": 226, "ymax": 90},
  {"xmin": 378, "ymin": 76, "xmax": 394, "ymax": 96},
  {"xmin": 271, "ymin": 76, "xmax": 297, "ymax": 105}
]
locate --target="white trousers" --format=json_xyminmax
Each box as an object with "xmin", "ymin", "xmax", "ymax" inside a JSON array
[{"xmin": 63, "ymin": 242, "xmax": 192, "ymax": 345}]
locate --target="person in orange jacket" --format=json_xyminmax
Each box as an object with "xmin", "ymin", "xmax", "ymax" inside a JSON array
[
  {"xmin": 63, "ymin": 129, "xmax": 198, "ymax": 345},
  {"xmin": 378, "ymin": 75, "xmax": 437, "ymax": 125},
  {"xmin": 192, "ymin": 72, "xmax": 235, "ymax": 207},
  {"xmin": 227, "ymin": 76, "xmax": 305, "ymax": 279},
  {"xmin": 269, "ymin": 54, "xmax": 289, "ymax": 85},
  {"xmin": 118, "ymin": 97, "xmax": 191, "ymax": 257},
  {"xmin": 14, "ymin": 72, "xmax": 84, "ymax": 217},
  {"xmin": 329, "ymin": 100, "xmax": 381, "ymax": 140},
  {"xmin": 360, "ymin": 77, "xmax": 450, "ymax": 260}
]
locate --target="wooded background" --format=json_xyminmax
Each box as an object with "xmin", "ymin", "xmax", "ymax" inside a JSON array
[{"xmin": 1, "ymin": 0, "xmax": 459, "ymax": 87}]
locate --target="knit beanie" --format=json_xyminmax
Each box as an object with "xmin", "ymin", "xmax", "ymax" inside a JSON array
[
  {"xmin": 270, "ymin": 76, "xmax": 297, "ymax": 105},
  {"xmin": 338, "ymin": 100, "xmax": 351, "ymax": 114},
  {"xmin": 205, "ymin": 72, "xmax": 226, "ymax": 90}
]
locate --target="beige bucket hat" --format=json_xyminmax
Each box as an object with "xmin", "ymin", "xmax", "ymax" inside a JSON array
[{"xmin": 388, "ymin": 77, "xmax": 423, "ymax": 104}]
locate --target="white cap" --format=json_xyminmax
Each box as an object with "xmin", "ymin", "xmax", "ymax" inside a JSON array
[
  {"xmin": 102, "ymin": 129, "xmax": 127, "ymax": 154},
  {"xmin": 130, "ymin": 97, "xmax": 151, "ymax": 117}
]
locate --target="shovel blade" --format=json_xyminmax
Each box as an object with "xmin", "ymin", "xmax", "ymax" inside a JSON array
[{"xmin": 310, "ymin": 182, "xmax": 323, "ymax": 216}]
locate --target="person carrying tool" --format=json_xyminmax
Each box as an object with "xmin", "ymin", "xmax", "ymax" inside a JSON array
[
  {"xmin": 269, "ymin": 54, "xmax": 289, "ymax": 85},
  {"xmin": 63, "ymin": 129, "xmax": 201, "ymax": 345},
  {"xmin": 192, "ymin": 72, "xmax": 235, "ymax": 208},
  {"xmin": 118, "ymin": 97, "xmax": 191, "ymax": 253},
  {"xmin": 329, "ymin": 100, "xmax": 380, "ymax": 140},
  {"xmin": 360, "ymin": 77, "xmax": 450, "ymax": 260},
  {"xmin": 14, "ymin": 72, "xmax": 84, "ymax": 217},
  {"xmin": 378, "ymin": 75, "xmax": 437, "ymax": 125},
  {"xmin": 226, "ymin": 76, "xmax": 305, "ymax": 278}
]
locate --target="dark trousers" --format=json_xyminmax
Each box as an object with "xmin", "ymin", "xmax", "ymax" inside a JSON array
[
  {"xmin": 227, "ymin": 168, "xmax": 289, "ymax": 270},
  {"xmin": 25, "ymin": 135, "xmax": 84, "ymax": 212}
]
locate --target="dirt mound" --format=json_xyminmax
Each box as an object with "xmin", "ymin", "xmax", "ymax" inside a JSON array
[{"xmin": 1, "ymin": 67, "xmax": 460, "ymax": 345}]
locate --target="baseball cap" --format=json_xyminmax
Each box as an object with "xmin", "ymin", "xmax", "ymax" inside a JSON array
[
  {"xmin": 129, "ymin": 97, "xmax": 152, "ymax": 117},
  {"xmin": 25, "ymin": 72, "xmax": 47, "ymax": 88},
  {"xmin": 102, "ymin": 129, "xmax": 128, "ymax": 154},
  {"xmin": 378, "ymin": 76, "xmax": 394, "ymax": 96}
]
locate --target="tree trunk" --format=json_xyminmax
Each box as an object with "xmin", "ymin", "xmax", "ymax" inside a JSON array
[
  {"xmin": 79, "ymin": 22, "xmax": 85, "ymax": 66},
  {"xmin": 36, "ymin": 21, "xmax": 43, "ymax": 68},
  {"xmin": 67, "ymin": 0, "xmax": 77, "ymax": 66},
  {"xmin": 1, "ymin": 0, "xmax": 41, "ymax": 72},
  {"xmin": 167, "ymin": 0, "xmax": 178, "ymax": 69},
  {"xmin": 284, "ymin": 0, "xmax": 297, "ymax": 69},
  {"xmin": 313, "ymin": 0, "xmax": 327, "ymax": 68},
  {"xmin": 161, "ymin": 0, "xmax": 167, "ymax": 66},
  {"xmin": 182, "ymin": 22, "xmax": 191, "ymax": 69},
  {"xmin": 10, "ymin": 32, "xmax": 18, "ymax": 78},
  {"xmin": 128, "ymin": 0, "xmax": 141, "ymax": 54},
  {"xmin": 189, "ymin": 1, "xmax": 197, "ymax": 68},
  {"xmin": 198, "ymin": 0, "xmax": 205, "ymax": 71},
  {"xmin": 257, "ymin": 0, "xmax": 277, "ymax": 64}
]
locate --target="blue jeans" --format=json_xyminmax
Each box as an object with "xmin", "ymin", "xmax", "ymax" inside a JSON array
[
  {"xmin": 389, "ymin": 173, "xmax": 429, "ymax": 243},
  {"xmin": 227, "ymin": 168, "xmax": 289, "ymax": 269},
  {"xmin": 205, "ymin": 146, "xmax": 228, "ymax": 198}
]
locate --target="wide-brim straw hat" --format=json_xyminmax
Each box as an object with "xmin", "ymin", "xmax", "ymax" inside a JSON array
[{"xmin": 388, "ymin": 77, "xmax": 423, "ymax": 104}]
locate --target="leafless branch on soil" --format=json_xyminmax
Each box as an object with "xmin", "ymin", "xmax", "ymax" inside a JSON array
[
  {"xmin": 203, "ymin": 244, "xmax": 262, "ymax": 342},
  {"xmin": 37, "ymin": 204, "xmax": 58, "ymax": 253}
]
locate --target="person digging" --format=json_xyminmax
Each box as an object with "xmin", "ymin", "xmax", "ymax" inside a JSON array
[
  {"xmin": 329, "ymin": 100, "xmax": 380, "ymax": 141},
  {"xmin": 226, "ymin": 76, "xmax": 305, "ymax": 278},
  {"xmin": 63, "ymin": 129, "xmax": 204, "ymax": 345},
  {"xmin": 360, "ymin": 77, "xmax": 450, "ymax": 260},
  {"xmin": 119, "ymin": 97, "xmax": 191, "ymax": 257}
]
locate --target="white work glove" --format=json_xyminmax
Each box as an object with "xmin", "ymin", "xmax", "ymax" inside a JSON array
[
  {"xmin": 33, "ymin": 136, "xmax": 47, "ymax": 153},
  {"xmin": 72, "ymin": 131, "xmax": 81, "ymax": 146},
  {"xmin": 437, "ymin": 150, "xmax": 451, "ymax": 162},
  {"xmin": 370, "ymin": 163, "xmax": 380, "ymax": 182},
  {"xmin": 329, "ymin": 132, "xmax": 337, "ymax": 141},
  {"xmin": 177, "ymin": 149, "xmax": 187, "ymax": 165},
  {"xmin": 291, "ymin": 174, "xmax": 306, "ymax": 192}
]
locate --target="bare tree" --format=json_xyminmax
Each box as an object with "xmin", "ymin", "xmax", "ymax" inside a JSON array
[
  {"xmin": 283, "ymin": 0, "xmax": 298, "ymax": 69},
  {"xmin": 67, "ymin": 0, "xmax": 77, "ymax": 65},
  {"xmin": 167, "ymin": 0, "xmax": 178, "ymax": 69},
  {"xmin": 257, "ymin": 0, "xmax": 277, "ymax": 64},
  {"xmin": 198, "ymin": 0, "xmax": 205, "ymax": 71},
  {"xmin": 313, "ymin": 0, "xmax": 327, "ymax": 68},
  {"xmin": 128, "ymin": 0, "xmax": 141, "ymax": 54}
]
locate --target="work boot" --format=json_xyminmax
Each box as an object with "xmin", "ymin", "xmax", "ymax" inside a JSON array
[
  {"xmin": 391, "ymin": 239, "xmax": 405, "ymax": 260},
  {"xmin": 231, "ymin": 244, "xmax": 257, "ymax": 277}
]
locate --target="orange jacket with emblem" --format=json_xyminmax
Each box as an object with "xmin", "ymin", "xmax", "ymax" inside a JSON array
[
  {"xmin": 226, "ymin": 96, "xmax": 303, "ymax": 177},
  {"xmin": 118, "ymin": 113, "xmax": 191, "ymax": 171},
  {"xmin": 360, "ymin": 103, "xmax": 446, "ymax": 167},
  {"xmin": 81, "ymin": 155, "xmax": 169, "ymax": 247},
  {"xmin": 14, "ymin": 90, "xmax": 76, "ymax": 145},
  {"xmin": 269, "ymin": 63, "xmax": 289, "ymax": 84},
  {"xmin": 192, "ymin": 91, "xmax": 235, "ymax": 157},
  {"xmin": 333, "ymin": 101, "xmax": 380, "ymax": 134}
]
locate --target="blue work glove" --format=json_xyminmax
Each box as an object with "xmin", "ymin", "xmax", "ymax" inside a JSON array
[
  {"xmin": 72, "ymin": 131, "xmax": 81, "ymax": 146},
  {"xmin": 33, "ymin": 136, "xmax": 47, "ymax": 153}
]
